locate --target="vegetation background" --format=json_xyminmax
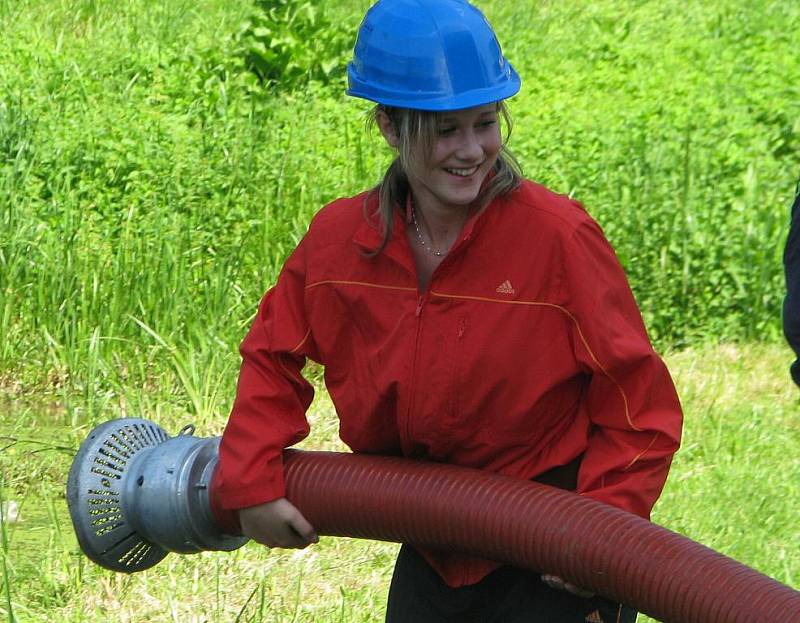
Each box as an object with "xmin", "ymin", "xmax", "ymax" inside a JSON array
[{"xmin": 0, "ymin": 0, "xmax": 798, "ymax": 621}]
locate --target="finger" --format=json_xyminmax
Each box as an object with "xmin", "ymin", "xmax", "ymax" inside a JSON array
[
  {"xmin": 277, "ymin": 525, "xmax": 313, "ymax": 549},
  {"xmin": 244, "ymin": 528, "xmax": 281, "ymax": 548},
  {"xmin": 241, "ymin": 518, "xmax": 304, "ymax": 549},
  {"xmin": 255, "ymin": 526, "xmax": 305, "ymax": 549},
  {"xmin": 287, "ymin": 512, "xmax": 319, "ymax": 545},
  {"xmin": 564, "ymin": 582, "xmax": 595, "ymax": 598},
  {"xmin": 541, "ymin": 574, "xmax": 566, "ymax": 591}
]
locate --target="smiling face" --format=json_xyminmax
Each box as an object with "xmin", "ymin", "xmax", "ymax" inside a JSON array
[{"xmin": 377, "ymin": 104, "xmax": 503, "ymax": 216}]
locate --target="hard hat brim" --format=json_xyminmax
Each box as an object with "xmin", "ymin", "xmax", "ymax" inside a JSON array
[{"xmin": 346, "ymin": 64, "xmax": 521, "ymax": 111}]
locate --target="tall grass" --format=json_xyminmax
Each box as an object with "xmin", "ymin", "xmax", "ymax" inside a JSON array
[
  {"xmin": 1, "ymin": 0, "xmax": 799, "ymax": 404},
  {"xmin": 492, "ymin": 0, "xmax": 800, "ymax": 344}
]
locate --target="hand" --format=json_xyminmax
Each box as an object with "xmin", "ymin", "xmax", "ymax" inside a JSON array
[
  {"xmin": 239, "ymin": 498, "xmax": 319, "ymax": 549},
  {"xmin": 541, "ymin": 574, "xmax": 595, "ymax": 598}
]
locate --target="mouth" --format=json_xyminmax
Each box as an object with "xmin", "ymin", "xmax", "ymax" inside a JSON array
[{"xmin": 444, "ymin": 165, "xmax": 480, "ymax": 178}]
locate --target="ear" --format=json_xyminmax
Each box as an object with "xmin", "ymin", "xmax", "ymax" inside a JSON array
[{"xmin": 375, "ymin": 110, "xmax": 400, "ymax": 148}]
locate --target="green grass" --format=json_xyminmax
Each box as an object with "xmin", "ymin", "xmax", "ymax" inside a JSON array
[
  {"xmin": 1, "ymin": 0, "xmax": 799, "ymax": 402},
  {"xmin": 1, "ymin": 342, "xmax": 798, "ymax": 622},
  {"xmin": 1, "ymin": 0, "xmax": 799, "ymax": 620}
]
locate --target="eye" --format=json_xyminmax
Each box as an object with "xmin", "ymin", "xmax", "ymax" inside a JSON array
[
  {"xmin": 478, "ymin": 119, "xmax": 498, "ymax": 129},
  {"xmin": 438, "ymin": 126, "xmax": 456, "ymax": 136}
]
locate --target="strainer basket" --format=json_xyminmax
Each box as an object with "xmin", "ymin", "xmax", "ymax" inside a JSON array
[{"xmin": 67, "ymin": 418, "xmax": 247, "ymax": 573}]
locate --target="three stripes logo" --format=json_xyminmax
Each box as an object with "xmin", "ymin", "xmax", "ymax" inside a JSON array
[
  {"xmin": 495, "ymin": 280, "xmax": 515, "ymax": 295},
  {"xmin": 584, "ymin": 610, "xmax": 604, "ymax": 623}
]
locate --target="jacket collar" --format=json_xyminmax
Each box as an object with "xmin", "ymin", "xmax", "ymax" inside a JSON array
[{"xmin": 352, "ymin": 191, "xmax": 417, "ymax": 273}]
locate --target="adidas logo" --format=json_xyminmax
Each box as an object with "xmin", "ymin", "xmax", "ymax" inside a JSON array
[
  {"xmin": 495, "ymin": 280, "xmax": 515, "ymax": 295},
  {"xmin": 585, "ymin": 610, "xmax": 604, "ymax": 623}
]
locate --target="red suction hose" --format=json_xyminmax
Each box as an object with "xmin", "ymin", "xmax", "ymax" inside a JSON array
[{"xmin": 211, "ymin": 450, "xmax": 798, "ymax": 623}]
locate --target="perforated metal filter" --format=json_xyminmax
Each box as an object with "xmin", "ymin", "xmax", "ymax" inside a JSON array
[
  {"xmin": 67, "ymin": 418, "xmax": 170, "ymax": 572},
  {"xmin": 68, "ymin": 417, "xmax": 248, "ymax": 573}
]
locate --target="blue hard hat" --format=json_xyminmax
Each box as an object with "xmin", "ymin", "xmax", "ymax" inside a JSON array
[{"xmin": 346, "ymin": 0, "xmax": 521, "ymax": 111}]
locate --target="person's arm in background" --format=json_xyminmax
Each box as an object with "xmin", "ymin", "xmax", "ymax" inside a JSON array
[{"xmin": 783, "ymin": 181, "xmax": 800, "ymax": 388}]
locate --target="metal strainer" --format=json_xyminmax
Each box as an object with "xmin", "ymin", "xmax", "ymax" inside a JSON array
[{"xmin": 67, "ymin": 418, "xmax": 247, "ymax": 573}]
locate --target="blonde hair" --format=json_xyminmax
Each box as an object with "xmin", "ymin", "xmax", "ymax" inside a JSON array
[{"xmin": 365, "ymin": 102, "xmax": 522, "ymax": 255}]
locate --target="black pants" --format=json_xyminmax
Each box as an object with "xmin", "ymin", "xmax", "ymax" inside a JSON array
[
  {"xmin": 385, "ymin": 545, "xmax": 637, "ymax": 623},
  {"xmin": 784, "ymin": 183, "xmax": 800, "ymax": 387}
]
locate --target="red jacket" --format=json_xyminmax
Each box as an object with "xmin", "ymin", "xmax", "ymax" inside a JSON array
[{"xmin": 217, "ymin": 180, "xmax": 683, "ymax": 586}]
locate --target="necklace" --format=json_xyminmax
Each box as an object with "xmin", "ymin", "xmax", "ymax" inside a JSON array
[{"xmin": 411, "ymin": 205, "xmax": 448, "ymax": 257}]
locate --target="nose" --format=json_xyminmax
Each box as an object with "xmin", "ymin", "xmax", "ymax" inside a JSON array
[{"xmin": 455, "ymin": 129, "xmax": 483, "ymax": 162}]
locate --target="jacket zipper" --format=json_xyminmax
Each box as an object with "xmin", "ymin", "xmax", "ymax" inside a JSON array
[
  {"xmin": 402, "ymin": 232, "xmax": 470, "ymax": 452},
  {"xmin": 404, "ymin": 293, "xmax": 427, "ymax": 450}
]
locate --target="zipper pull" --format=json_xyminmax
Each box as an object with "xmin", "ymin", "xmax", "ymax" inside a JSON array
[{"xmin": 415, "ymin": 296, "xmax": 425, "ymax": 317}]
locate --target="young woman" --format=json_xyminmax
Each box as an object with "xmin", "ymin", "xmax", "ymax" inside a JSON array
[{"xmin": 216, "ymin": 1, "xmax": 683, "ymax": 621}]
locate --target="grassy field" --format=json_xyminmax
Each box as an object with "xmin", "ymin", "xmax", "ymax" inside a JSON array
[
  {"xmin": 1, "ymin": 342, "xmax": 798, "ymax": 622},
  {"xmin": 1, "ymin": 0, "xmax": 799, "ymax": 620}
]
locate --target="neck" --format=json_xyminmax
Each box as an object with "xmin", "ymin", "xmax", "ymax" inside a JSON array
[
  {"xmin": 409, "ymin": 194, "xmax": 473, "ymax": 252},
  {"xmin": 407, "ymin": 197, "xmax": 469, "ymax": 257}
]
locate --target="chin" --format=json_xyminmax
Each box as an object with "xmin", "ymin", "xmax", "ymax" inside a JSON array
[
  {"xmin": 441, "ymin": 178, "xmax": 486, "ymax": 202},
  {"xmin": 447, "ymin": 183, "xmax": 485, "ymax": 206},
  {"xmin": 454, "ymin": 192, "xmax": 482, "ymax": 206},
  {"xmin": 442, "ymin": 196, "xmax": 481, "ymax": 211}
]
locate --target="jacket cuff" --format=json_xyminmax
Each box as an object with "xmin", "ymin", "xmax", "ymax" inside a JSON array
[{"xmin": 215, "ymin": 470, "xmax": 287, "ymax": 510}]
